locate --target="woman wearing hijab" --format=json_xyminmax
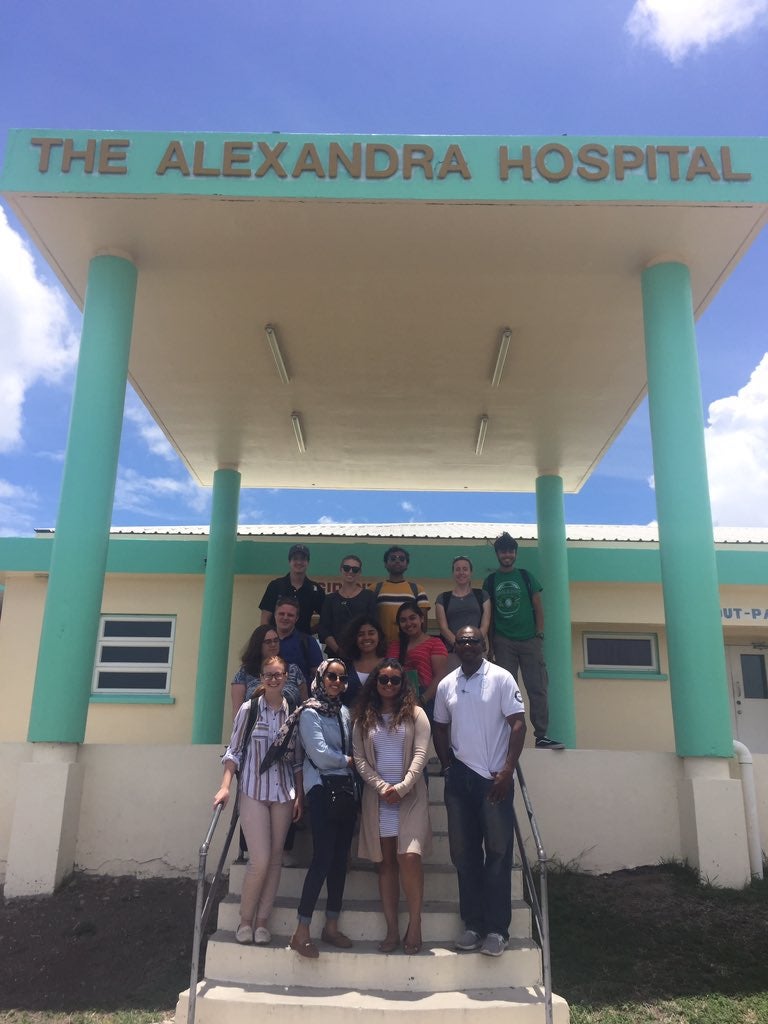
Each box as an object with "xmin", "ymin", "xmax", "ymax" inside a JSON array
[{"xmin": 261, "ymin": 658, "xmax": 357, "ymax": 959}]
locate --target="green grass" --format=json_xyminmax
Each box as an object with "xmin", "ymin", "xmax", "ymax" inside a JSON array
[{"xmin": 547, "ymin": 864, "xmax": 768, "ymax": 1023}]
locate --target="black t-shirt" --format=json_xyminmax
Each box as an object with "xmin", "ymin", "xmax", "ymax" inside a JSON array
[{"xmin": 259, "ymin": 573, "xmax": 325, "ymax": 634}]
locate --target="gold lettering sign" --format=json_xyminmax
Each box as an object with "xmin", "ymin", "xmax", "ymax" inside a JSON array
[{"xmin": 25, "ymin": 136, "xmax": 751, "ymax": 187}]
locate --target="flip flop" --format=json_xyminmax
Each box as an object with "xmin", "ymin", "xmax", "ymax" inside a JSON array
[{"xmin": 378, "ymin": 937, "xmax": 400, "ymax": 953}]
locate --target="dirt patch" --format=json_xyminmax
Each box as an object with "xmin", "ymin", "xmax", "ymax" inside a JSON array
[
  {"xmin": 0, "ymin": 874, "xmax": 222, "ymax": 1015},
  {"xmin": 1, "ymin": 865, "xmax": 766, "ymax": 1017}
]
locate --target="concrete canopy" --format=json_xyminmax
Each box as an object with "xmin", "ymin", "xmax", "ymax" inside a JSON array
[{"xmin": 3, "ymin": 131, "xmax": 767, "ymax": 492}]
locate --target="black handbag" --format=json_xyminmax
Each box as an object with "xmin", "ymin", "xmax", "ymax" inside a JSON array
[
  {"xmin": 311, "ymin": 711, "xmax": 358, "ymax": 824},
  {"xmin": 321, "ymin": 773, "xmax": 358, "ymax": 823}
]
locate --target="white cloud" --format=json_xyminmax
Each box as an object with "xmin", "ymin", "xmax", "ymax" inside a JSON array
[
  {"xmin": 705, "ymin": 353, "xmax": 768, "ymax": 526},
  {"xmin": 114, "ymin": 467, "xmax": 210, "ymax": 518},
  {"xmin": 0, "ymin": 207, "xmax": 78, "ymax": 452},
  {"xmin": 124, "ymin": 393, "xmax": 176, "ymax": 461},
  {"xmin": 318, "ymin": 515, "xmax": 337, "ymax": 524},
  {"xmin": 0, "ymin": 478, "xmax": 38, "ymax": 536},
  {"xmin": 238, "ymin": 502, "xmax": 265, "ymax": 524},
  {"xmin": 626, "ymin": 0, "xmax": 768, "ymax": 61},
  {"xmin": 400, "ymin": 501, "xmax": 416, "ymax": 513}
]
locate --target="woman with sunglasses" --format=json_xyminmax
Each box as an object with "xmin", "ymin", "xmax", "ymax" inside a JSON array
[
  {"xmin": 231, "ymin": 624, "xmax": 308, "ymax": 718},
  {"xmin": 214, "ymin": 655, "xmax": 303, "ymax": 946},
  {"xmin": 340, "ymin": 614, "xmax": 388, "ymax": 708},
  {"xmin": 352, "ymin": 658, "xmax": 431, "ymax": 954},
  {"xmin": 317, "ymin": 555, "xmax": 378, "ymax": 657},
  {"xmin": 275, "ymin": 659, "xmax": 357, "ymax": 958},
  {"xmin": 387, "ymin": 599, "xmax": 449, "ymax": 717}
]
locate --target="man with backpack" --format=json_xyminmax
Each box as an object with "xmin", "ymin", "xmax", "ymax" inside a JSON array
[
  {"xmin": 374, "ymin": 545, "xmax": 430, "ymax": 643},
  {"xmin": 483, "ymin": 533, "xmax": 564, "ymax": 750},
  {"xmin": 274, "ymin": 595, "xmax": 323, "ymax": 683}
]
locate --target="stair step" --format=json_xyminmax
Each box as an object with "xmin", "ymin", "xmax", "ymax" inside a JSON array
[
  {"xmin": 229, "ymin": 863, "xmax": 522, "ymax": 901},
  {"xmin": 217, "ymin": 895, "xmax": 531, "ymax": 940},
  {"xmin": 204, "ymin": 933, "xmax": 543, "ymax": 991},
  {"xmin": 177, "ymin": 982, "xmax": 570, "ymax": 1024}
]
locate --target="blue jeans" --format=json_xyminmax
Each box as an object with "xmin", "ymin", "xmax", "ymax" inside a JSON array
[
  {"xmin": 443, "ymin": 757, "xmax": 515, "ymax": 938},
  {"xmin": 297, "ymin": 784, "xmax": 356, "ymax": 923}
]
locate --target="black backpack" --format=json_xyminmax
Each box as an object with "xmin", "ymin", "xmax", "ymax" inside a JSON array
[{"xmin": 440, "ymin": 588, "xmax": 485, "ymax": 616}]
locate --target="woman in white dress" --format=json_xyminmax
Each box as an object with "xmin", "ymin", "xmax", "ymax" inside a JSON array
[{"xmin": 352, "ymin": 658, "xmax": 432, "ymax": 954}]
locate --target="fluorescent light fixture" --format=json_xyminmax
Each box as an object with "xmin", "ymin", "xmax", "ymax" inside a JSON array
[
  {"xmin": 291, "ymin": 412, "xmax": 306, "ymax": 453},
  {"xmin": 265, "ymin": 323, "xmax": 290, "ymax": 384},
  {"xmin": 491, "ymin": 328, "xmax": 512, "ymax": 388},
  {"xmin": 475, "ymin": 415, "xmax": 489, "ymax": 456}
]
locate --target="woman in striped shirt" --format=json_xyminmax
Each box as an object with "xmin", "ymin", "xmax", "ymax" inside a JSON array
[
  {"xmin": 352, "ymin": 658, "xmax": 432, "ymax": 955},
  {"xmin": 214, "ymin": 655, "xmax": 304, "ymax": 946}
]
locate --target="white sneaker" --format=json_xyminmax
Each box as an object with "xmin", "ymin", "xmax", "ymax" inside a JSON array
[
  {"xmin": 235, "ymin": 924, "xmax": 253, "ymax": 944},
  {"xmin": 253, "ymin": 926, "xmax": 271, "ymax": 944}
]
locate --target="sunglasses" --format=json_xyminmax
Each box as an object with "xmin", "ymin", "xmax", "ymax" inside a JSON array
[
  {"xmin": 341, "ymin": 564, "xmax": 361, "ymax": 573},
  {"xmin": 455, "ymin": 636, "xmax": 482, "ymax": 646},
  {"xmin": 377, "ymin": 675, "xmax": 403, "ymax": 686},
  {"xmin": 325, "ymin": 671, "xmax": 348, "ymax": 683}
]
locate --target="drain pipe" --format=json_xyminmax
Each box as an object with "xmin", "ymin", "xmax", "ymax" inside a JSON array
[{"xmin": 733, "ymin": 740, "xmax": 764, "ymax": 880}]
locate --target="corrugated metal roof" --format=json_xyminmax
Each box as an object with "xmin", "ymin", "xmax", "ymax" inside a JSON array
[{"xmin": 34, "ymin": 522, "xmax": 768, "ymax": 545}]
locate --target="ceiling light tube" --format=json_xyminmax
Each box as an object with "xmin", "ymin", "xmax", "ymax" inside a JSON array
[
  {"xmin": 491, "ymin": 328, "xmax": 512, "ymax": 388},
  {"xmin": 475, "ymin": 415, "xmax": 489, "ymax": 456},
  {"xmin": 265, "ymin": 323, "xmax": 290, "ymax": 384},
  {"xmin": 291, "ymin": 412, "xmax": 306, "ymax": 453}
]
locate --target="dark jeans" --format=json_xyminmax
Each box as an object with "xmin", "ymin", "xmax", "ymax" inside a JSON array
[
  {"xmin": 297, "ymin": 784, "xmax": 356, "ymax": 922},
  {"xmin": 443, "ymin": 756, "xmax": 515, "ymax": 939}
]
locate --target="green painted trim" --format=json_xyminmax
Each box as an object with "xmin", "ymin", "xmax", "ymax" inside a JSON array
[
  {"xmin": 89, "ymin": 693, "xmax": 176, "ymax": 704},
  {"xmin": 578, "ymin": 671, "xmax": 669, "ymax": 681},
  {"xmin": 27, "ymin": 255, "xmax": 138, "ymax": 744},
  {"xmin": 642, "ymin": 262, "xmax": 733, "ymax": 758},
  {"xmin": 2, "ymin": 534, "xmax": 768, "ymax": 585},
  {"xmin": 536, "ymin": 476, "xmax": 576, "ymax": 747},
  {"xmin": 2, "ymin": 131, "xmax": 764, "ymax": 203},
  {"xmin": 192, "ymin": 469, "xmax": 241, "ymax": 744}
]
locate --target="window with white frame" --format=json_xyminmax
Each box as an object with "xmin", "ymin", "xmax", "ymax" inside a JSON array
[
  {"xmin": 92, "ymin": 615, "xmax": 175, "ymax": 694},
  {"xmin": 582, "ymin": 632, "xmax": 659, "ymax": 673}
]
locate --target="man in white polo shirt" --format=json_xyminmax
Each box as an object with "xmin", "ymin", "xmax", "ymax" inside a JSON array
[{"xmin": 433, "ymin": 625, "xmax": 526, "ymax": 958}]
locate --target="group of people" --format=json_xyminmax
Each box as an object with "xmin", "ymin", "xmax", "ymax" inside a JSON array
[{"xmin": 213, "ymin": 533, "xmax": 564, "ymax": 961}]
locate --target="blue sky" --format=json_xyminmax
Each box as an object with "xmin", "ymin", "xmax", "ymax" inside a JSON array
[{"xmin": 1, "ymin": 1, "xmax": 767, "ymax": 535}]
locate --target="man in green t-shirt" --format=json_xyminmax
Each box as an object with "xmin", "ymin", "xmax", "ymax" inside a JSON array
[{"xmin": 483, "ymin": 533, "xmax": 564, "ymax": 750}]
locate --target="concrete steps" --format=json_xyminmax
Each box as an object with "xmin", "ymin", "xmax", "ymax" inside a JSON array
[
  {"xmin": 204, "ymin": 932, "xmax": 543, "ymax": 990},
  {"xmin": 229, "ymin": 861, "xmax": 523, "ymax": 901},
  {"xmin": 216, "ymin": 894, "xmax": 532, "ymax": 940},
  {"xmin": 176, "ymin": 764, "xmax": 569, "ymax": 1024},
  {"xmin": 177, "ymin": 983, "xmax": 570, "ymax": 1024}
]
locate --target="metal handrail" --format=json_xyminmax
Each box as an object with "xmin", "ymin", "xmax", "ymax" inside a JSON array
[
  {"xmin": 187, "ymin": 795, "xmax": 241, "ymax": 1024},
  {"xmin": 514, "ymin": 763, "xmax": 553, "ymax": 1024}
]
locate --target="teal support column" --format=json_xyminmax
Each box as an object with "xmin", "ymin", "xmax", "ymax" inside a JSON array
[
  {"xmin": 535, "ymin": 475, "xmax": 576, "ymax": 747},
  {"xmin": 192, "ymin": 468, "xmax": 241, "ymax": 744},
  {"xmin": 641, "ymin": 261, "xmax": 732, "ymax": 757},
  {"xmin": 28, "ymin": 255, "xmax": 138, "ymax": 743}
]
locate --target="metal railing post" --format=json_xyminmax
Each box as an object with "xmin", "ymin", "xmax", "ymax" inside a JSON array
[{"xmin": 187, "ymin": 797, "xmax": 240, "ymax": 1024}]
